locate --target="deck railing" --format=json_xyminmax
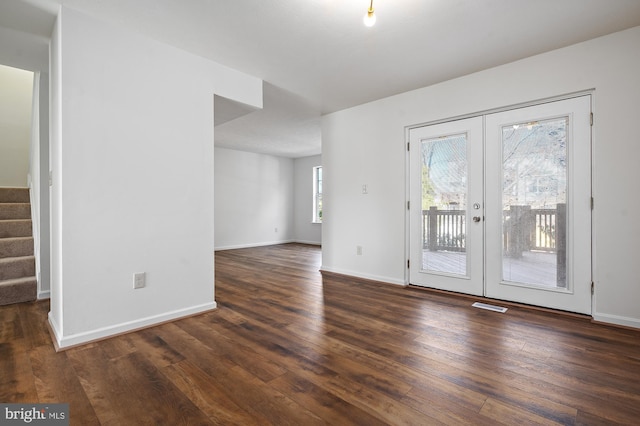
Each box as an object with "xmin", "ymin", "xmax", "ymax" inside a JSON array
[
  {"xmin": 422, "ymin": 206, "xmax": 466, "ymax": 252},
  {"xmin": 422, "ymin": 204, "xmax": 565, "ymax": 255}
]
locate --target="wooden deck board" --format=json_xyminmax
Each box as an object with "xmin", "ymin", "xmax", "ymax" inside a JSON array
[{"xmin": 423, "ymin": 249, "xmax": 560, "ymax": 287}]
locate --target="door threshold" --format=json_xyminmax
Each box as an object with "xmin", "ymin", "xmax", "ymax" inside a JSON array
[{"xmin": 407, "ymin": 284, "xmax": 591, "ymax": 320}]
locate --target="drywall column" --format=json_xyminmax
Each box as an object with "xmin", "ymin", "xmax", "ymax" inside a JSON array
[{"xmin": 48, "ymin": 7, "xmax": 262, "ymax": 348}]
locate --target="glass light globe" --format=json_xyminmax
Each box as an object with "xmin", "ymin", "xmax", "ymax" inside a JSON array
[{"xmin": 363, "ymin": 10, "xmax": 376, "ymax": 27}]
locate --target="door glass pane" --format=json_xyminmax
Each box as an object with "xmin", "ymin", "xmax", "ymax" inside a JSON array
[
  {"xmin": 421, "ymin": 134, "xmax": 467, "ymax": 275},
  {"xmin": 501, "ymin": 117, "xmax": 567, "ymax": 288}
]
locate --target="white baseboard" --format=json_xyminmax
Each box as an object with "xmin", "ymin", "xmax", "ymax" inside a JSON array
[
  {"xmin": 49, "ymin": 302, "xmax": 217, "ymax": 350},
  {"xmin": 38, "ymin": 290, "xmax": 50, "ymax": 300},
  {"xmin": 592, "ymin": 312, "xmax": 640, "ymax": 329},
  {"xmin": 214, "ymin": 240, "xmax": 295, "ymax": 251},
  {"xmin": 48, "ymin": 311, "xmax": 62, "ymax": 347},
  {"xmin": 320, "ymin": 265, "xmax": 406, "ymax": 286},
  {"xmin": 293, "ymin": 239, "xmax": 321, "ymax": 246}
]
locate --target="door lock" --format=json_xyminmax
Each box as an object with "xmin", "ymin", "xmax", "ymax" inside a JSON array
[{"xmin": 473, "ymin": 216, "xmax": 481, "ymax": 222}]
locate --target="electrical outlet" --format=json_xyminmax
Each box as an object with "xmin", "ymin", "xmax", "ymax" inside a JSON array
[
  {"xmin": 356, "ymin": 246, "xmax": 363, "ymax": 255},
  {"xmin": 133, "ymin": 272, "xmax": 146, "ymax": 289}
]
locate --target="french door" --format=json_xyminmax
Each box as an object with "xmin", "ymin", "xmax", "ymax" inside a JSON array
[
  {"xmin": 409, "ymin": 96, "xmax": 592, "ymax": 314},
  {"xmin": 409, "ymin": 116, "xmax": 484, "ymax": 296}
]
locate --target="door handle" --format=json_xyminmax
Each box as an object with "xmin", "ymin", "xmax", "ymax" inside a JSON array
[{"xmin": 473, "ymin": 216, "xmax": 481, "ymax": 222}]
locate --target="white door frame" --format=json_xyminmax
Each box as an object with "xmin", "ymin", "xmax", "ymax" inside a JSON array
[{"xmin": 405, "ymin": 92, "xmax": 593, "ymax": 314}]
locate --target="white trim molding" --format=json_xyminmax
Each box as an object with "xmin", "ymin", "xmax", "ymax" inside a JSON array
[
  {"xmin": 320, "ymin": 266, "xmax": 406, "ymax": 287},
  {"xmin": 593, "ymin": 312, "xmax": 640, "ymax": 330},
  {"xmin": 49, "ymin": 302, "xmax": 217, "ymax": 350}
]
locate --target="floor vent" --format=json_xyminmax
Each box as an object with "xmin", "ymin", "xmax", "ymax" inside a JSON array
[{"xmin": 472, "ymin": 302, "xmax": 508, "ymax": 313}]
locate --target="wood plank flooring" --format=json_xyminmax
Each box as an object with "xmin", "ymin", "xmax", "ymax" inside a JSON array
[{"xmin": 2, "ymin": 243, "xmax": 640, "ymax": 425}]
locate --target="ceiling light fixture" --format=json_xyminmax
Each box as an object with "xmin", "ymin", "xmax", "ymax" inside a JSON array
[{"xmin": 363, "ymin": 0, "xmax": 376, "ymax": 27}]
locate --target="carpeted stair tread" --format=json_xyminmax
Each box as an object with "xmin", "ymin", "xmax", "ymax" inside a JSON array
[
  {"xmin": 0, "ymin": 188, "xmax": 36, "ymax": 306},
  {"xmin": 0, "ymin": 256, "xmax": 36, "ymax": 281},
  {"xmin": 0, "ymin": 219, "xmax": 33, "ymax": 238},
  {"xmin": 0, "ymin": 187, "xmax": 30, "ymax": 203},
  {"xmin": 0, "ymin": 276, "xmax": 37, "ymax": 306},
  {"xmin": 0, "ymin": 237, "xmax": 34, "ymax": 258},
  {"xmin": 0, "ymin": 203, "xmax": 31, "ymax": 220}
]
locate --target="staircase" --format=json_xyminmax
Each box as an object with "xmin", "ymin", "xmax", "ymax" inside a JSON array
[{"xmin": 0, "ymin": 187, "xmax": 37, "ymax": 305}]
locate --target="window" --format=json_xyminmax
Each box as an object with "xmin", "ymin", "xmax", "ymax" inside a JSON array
[{"xmin": 313, "ymin": 166, "xmax": 322, "ymax": 223}]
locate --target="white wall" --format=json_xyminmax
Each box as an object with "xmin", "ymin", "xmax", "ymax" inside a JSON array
[
  {"xmin": 29, "ymin": 71, "xmax": 50, "ymax": 299},
  {"xmin": 294, "ymin": 155, "xmax": 322, "ymax": 245},
  {"xmin": 0, "ymin": 64, "xmax": 33, "ymax": 187},
  {"xmin": 49, "ymin": 8, "xmax": 62, "ymax": 339},
  {"xmin": 0, "ymin": 25, "xmax": 49, "ymax": 74},
  {"xmin": 214, "ymin": 147, "xmax": 294, "ymax": 250},
  {"xmin": 214, "ymin": 150, "xmax": 321, "ymax": 250},
  {"xmin": 0, "ymin": 10, "xmax": 53, "ymax": 312},
  {"xmin": 322, "ymin": 26, "xmax": 640, "ymax": 328},
  {"xmin": 49, "ymin": 7, "xmax": 262, "ymax": 348}
]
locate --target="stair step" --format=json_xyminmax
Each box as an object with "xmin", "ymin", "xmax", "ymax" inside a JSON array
[
  {"xmin": 0, "ymin": 203, "xmax": 31, "ymax": 220},
  {"xmin": 0, "ymin": 237, "xmax": 34, "ymax": 258},
  {"xmin": 0, "ymin": 256, "xmax": 35, "ymax": 281},
  {"xmin": 0, "ymin": 219, "xmax": 32, "ymax": 238},
  {"xmin": 0, "ymin": 187, "xmax": 30, "ymax": 203},
  {"xmin": 0, "ymin": 190, "xmax": 35, "ymax": 306},
  {"xmin": 0, "ymin": 276, "xmax": 37, "ymax": 306}
]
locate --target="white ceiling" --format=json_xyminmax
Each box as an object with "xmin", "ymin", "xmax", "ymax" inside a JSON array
[{"xmin": 4, "ymin": 0, "xmax": 640, "ymax": 157}]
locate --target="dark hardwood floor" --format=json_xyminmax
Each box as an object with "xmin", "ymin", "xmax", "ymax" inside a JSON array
[{"xmin": 2, "ymin": 243, "xmax": 640, "ymax": 425}]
